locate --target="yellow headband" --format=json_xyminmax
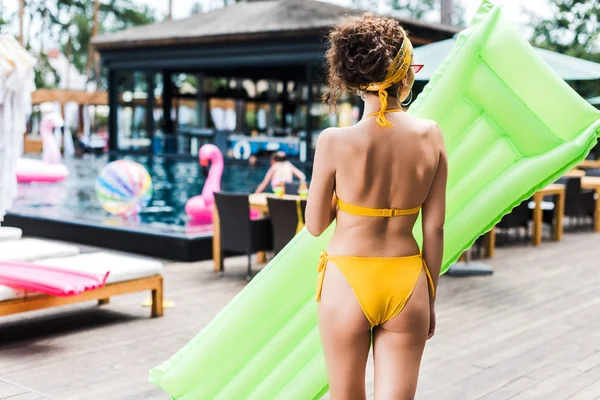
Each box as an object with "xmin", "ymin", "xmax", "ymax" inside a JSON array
[{"xmin": 364, "ymin": 36, "xmax": 413, "ymax": 128}]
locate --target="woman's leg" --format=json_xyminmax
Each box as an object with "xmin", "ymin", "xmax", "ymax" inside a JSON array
[
  {"xmin": 318, "ymin": 261, "xmax": 372, "ymax": 400},
  {"xmin": 373, "ymin": 270, "xmax": 430, "ymax": 399}
]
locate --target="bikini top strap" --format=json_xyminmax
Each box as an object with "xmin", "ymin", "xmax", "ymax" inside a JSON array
[
  {"xmin": 337, "ymin": 198, "xmax": 421, "ymax": 217},
  {"xmin": 365, "ymin": 108, "xmax": 403, "ymax": 120}
]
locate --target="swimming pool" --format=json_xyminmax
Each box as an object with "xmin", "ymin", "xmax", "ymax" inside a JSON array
[{"xmin": 9, "ymin": 154, "xmax": 311, "ymax": 238}]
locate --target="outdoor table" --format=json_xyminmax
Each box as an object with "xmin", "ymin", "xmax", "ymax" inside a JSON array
[
  {"xmin": 248, "ymin": 193, "xmax": 302, "ymax": 214},
  {"xmin": 212, "ymin": 193, "xmax": 303, "ymax": 272},
  {"xmin": 581, "ymin": 176, "xmax": 600, "ymax": 232},
  {"xmin": 532, "ymin": 183, "xmax": 565, "ymax": 246},
  {"xmin": 484, "ymin": 228, "xmax": 495, "ymax": 258},
  {"xmin": 578, "ymin": 160, "xmax": 600, "ymax": 169},
  {"xmin": 564, "ymin": 169, "xmax": 586, "ymax": 178}
]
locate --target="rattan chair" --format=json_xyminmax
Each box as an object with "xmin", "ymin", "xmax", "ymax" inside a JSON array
[
  {"xmin": 564, "ymin": 177, "xmax": 595, "ymax": 229},
  {"xmin": 266, "ymin": 197, "xmax": 307, "ymax": 255},
  {"xmin": 214, "ymin": 192, "xmax": 273, "ymax": 278},
  {"xmin": 496, "ymin": 200, "xmax": 530, "ymax": 244}
]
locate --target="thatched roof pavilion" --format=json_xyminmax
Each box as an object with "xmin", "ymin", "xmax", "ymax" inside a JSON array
[{"xmin": 93, "ymin": 0, "xmax": 458, "ymax": 156}]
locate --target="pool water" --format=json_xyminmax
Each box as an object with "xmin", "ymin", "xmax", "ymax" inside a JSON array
[{"xmin": 10, "ymin": 155, "xmax": 311, "ymax": 237}]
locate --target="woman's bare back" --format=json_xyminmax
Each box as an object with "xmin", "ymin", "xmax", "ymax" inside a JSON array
[{"xmin": 327, "ymin": 112, "xmax": 442, "ymax": 257}]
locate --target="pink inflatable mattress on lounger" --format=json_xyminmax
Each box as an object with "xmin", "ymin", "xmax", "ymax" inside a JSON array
[{"xmin": 0, "ymin": 261, "xmax": 109, "ymax": 297}]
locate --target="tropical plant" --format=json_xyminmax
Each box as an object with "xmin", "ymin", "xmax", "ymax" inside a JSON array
[
  {"xmin": 25, "ymin": 0, "xmax": 156, "ymax": 87},
  {"xmin": 349, "ymin": 0, "xmax": 465, "ymax": 26},
  {"xmin": 530, "ymin": 0, "xmax": 599, "ymax": 99}
]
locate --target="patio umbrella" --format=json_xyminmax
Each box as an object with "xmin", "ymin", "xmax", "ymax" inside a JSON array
[{"xmin": 414, "ymin": 37, "xmax": 600, "ymax": 81}]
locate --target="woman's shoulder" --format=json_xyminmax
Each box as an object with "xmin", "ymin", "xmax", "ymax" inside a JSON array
[
  {"xmin": 405, "ymin": 116, "xmax": 443, "ymax": 145},
  {"xmin": 315, "ymin": 127, "xmax": 344, "ymax": 148},
  {"xmin": 403, "ymin": 115, "xmax": 441, "ymax": 135}
]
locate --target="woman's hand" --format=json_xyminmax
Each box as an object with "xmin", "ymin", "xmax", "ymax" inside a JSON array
[{"xmin": 427, "ymin": 303, "xmax": 436, "ymax": 340}]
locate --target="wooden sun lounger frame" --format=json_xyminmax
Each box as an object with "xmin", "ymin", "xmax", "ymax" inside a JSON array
[{"xmin": 0, "ymin": 275, "xmax": 164, "ymax": 318}]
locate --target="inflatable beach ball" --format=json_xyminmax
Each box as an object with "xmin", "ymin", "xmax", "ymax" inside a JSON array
[{"xmin": 96, "ymin": 160, "xmax": 153, "ymax": 216}]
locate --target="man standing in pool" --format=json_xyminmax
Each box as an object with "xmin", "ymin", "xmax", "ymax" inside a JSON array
[{"xmin": 254, "ymin": 151, "xmax": 306, "ymax": 194}]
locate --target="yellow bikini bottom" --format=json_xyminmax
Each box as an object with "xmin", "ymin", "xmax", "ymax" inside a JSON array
[{"xmin": 316, "ymin": 251, "xmax": 435, "ymax": 327}]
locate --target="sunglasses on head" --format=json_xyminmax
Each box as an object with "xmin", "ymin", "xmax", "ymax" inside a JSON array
[{"xmin": 411, "ymin": 64, "xmax": 424, "ymax": 74}]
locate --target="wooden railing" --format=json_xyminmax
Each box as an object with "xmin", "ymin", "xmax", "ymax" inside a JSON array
[{"xmin": 32, "ymin": 89, "xmax": 108, "ymax": 106}]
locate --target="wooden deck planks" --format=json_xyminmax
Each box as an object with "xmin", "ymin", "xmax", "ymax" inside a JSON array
[{"xmin": 1, "ymin": 231, "xmax": 600, "ymax": 399}]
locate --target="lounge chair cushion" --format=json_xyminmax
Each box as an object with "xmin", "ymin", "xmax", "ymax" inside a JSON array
[
  {"xmin": 0, "ymin": 252, "xmax": 163, "ymax": 303},
  {"xmin": 0, "ymin": 227, "xmax": 22, "ymax": 243},
  {"xmin": 0, "ymin": 285, "xmax": 17, "ymax": 302},
  {"xmin": 0, "ymin": 238, "xmax": 80, "ymax": 261},
  {"xmin": 40, "ymin": 252, "xmax": 164, "ymax": 284}
]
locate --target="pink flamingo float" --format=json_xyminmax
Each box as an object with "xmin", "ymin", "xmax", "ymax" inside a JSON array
[
  {"xmin": 185, "ymin": 144, "xmax": 223, "ymax": 223},
  {"xmin": 16, "ymin": 113, "xmax": 69, "ymax": 183},
  {"xmin": 185, "ymin": 144, "xmax": 258, "ymax": 223}
]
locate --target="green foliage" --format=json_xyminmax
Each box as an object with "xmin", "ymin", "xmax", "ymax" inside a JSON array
[
  {"xmin": 0, "ymin": 15, "xmax": 8, "ymax": 34},
  {"xmin": 104, "ymin": 1, "xmax": 156, "ymax": 31},
  {"xmin": 191, "ymin": 1, "xmax": 204, "ymax": 14},
  {"xmin": 349, "ymin": 0, "xmax": 465, "ymax": 26},
  {"xmin": 31, "ymin": 46, "xmax": 61, "ymax": 89},
  {"xmin": 451, "ymin": 2, "xmax": 466, "ymax": 28},
  {"xmin": 530, "ymin": 0, "xmax": 599, "ymax": 99},
  {"xmin": 0, "ymin": 0, "xmax": 15, "ymax": 35},
  {"xmin": 69, "ymin": 13, "xmax": 92, "ymax": 76},
  {"xmin": 391, "ymin": 0, "xmax": 436, "ymax": 21},
  {"xmin": 349, "ymin": 0, "xmax": 381, "ymax": 12},
  {"xmin": 26, "ymin": 0, "xmax": 156, "ymax": 88},
  {"xmin": 531, "ymin": 0, "xmax": 599, "ymax": 57}
]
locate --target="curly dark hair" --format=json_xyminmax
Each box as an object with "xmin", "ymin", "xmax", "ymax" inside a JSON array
[{"xmin": 323, "ymin": 13, "xmax": 410, "ymax": 110}]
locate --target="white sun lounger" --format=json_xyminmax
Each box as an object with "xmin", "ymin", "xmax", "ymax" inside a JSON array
[
  {"xmin": 0, "ymin": 227, "xmax": 22, "ymax": 243},
  {"xmin": 0, "ymin": 252, "xmax": 164, "ymax": 318},
  {"xmin": 0, "ymin": 238, "xmax": 80, "ymax": 262},
  {"xmin": 0, "ymin": 285, "xmax": 16, "ymax": 302}
]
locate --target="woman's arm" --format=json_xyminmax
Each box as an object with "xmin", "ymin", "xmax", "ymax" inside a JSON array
[
  {"xmin": 305, "ymin": 130, "xmax": 336, "ymax": 237},
  {"xmin": 421, "ymin": 123, "xmax": 447, "ymax": 302},
  {"xmin": 254, "ymin": 166, "xmax": 275, "ymax": 194},
  {"xmin": 290, "ymin": 163, "xmax": 307, "ymax": 182}
]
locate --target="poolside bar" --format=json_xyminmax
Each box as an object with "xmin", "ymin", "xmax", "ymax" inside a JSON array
[{"xmin": 93, "ymin": 0, "xmax": 458, "ymax": 161}]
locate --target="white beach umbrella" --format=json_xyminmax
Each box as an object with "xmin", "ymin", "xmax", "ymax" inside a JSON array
[{"xmin": 414, "ymin": 37, "xmax": 600, "ymax": 81}]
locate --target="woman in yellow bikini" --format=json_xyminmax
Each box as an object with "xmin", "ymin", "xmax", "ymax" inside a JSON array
[{"xmin": 305, "ymin": 14, "xmax": 447, "ymax": 399}]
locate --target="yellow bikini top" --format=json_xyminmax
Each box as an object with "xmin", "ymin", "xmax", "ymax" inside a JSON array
[
  {"xmin": 338, "ymin": 109, "xmax": 417, "ymax": 218},
  {"xmin": 337, "ymin": 198, "xmax": 420, "ymax": 217}
]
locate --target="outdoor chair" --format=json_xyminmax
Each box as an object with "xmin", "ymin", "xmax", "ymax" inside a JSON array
[
  {"xmin": 539, "ymin": 176, "xmax": 573, "ymax": 231},
  {"xmin": 214, "ymin": 192, "xmax": 273, "ymax": 278},
  {"xmin": 543, "ymin": 177, "xmax": 596, "ymax": 231},
  {"xmin": 563, "ymin": 177, "xmax": 595, "ymax": 229},
  {"xmin": 284, "ymin": 182, "xmax": 301, "ymax": 195},
  {"xmin": 266, "ymin": 197, "xmax": 307, "ymax": 255},
  {"xmin": 555, "ymin": 177, "xmax": 568, "ymax": 184},
  {"xmin": 466, "ymin": 235, "xmax": 487, "ymax": 259},
  {"xmin": 496, "ymin": 200, "xmax": 530, "ymax": 245},
  {"xmin": 584, "ymin": 168, "xmax": 600, "ymax": 177}
]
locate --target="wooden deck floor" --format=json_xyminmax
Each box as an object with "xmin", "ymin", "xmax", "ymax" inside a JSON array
[{"xmin": 1, "ymin": 231, "xmax": 600, "ymax": 400}]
